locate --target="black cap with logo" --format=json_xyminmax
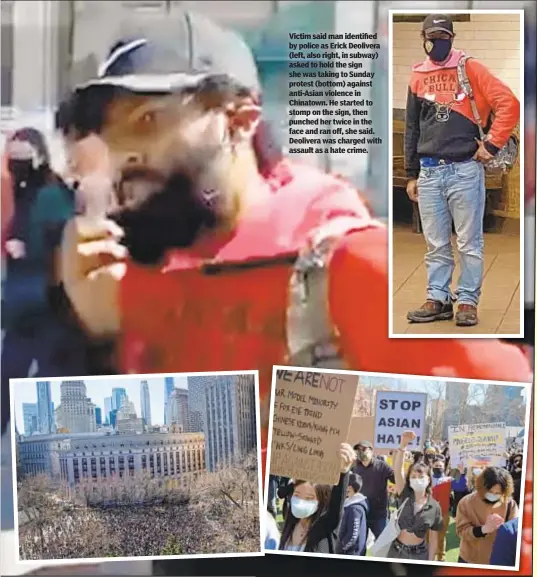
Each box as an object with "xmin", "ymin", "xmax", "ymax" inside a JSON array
[
  {"xmin": 422, "ymin": 14, "xmax": 454, "ymax": 37},
  {"xmin": 74, "ymin": 11, "xmax": 260, "ymax": 95}
]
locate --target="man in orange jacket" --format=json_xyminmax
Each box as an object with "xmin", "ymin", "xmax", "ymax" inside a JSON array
[
  {"xmin": 54, "ymin": 11, "xmax": 531, "ymax": 577},
  {"xmin": 405, "ymin": 14, "xmax": 520, "ymax": 328}
]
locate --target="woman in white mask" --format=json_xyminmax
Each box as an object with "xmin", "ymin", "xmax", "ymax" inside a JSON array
[
  {"xmin": 455, "ymin": 466, "xmax": 518, "ymax": 565},
  {"xmin": 388, "ymin": 431, "xmax": 444, "ymax": 561},
  {"xmin": 278, "ymin": 443, "xmax": 355, "ymax": 553}
]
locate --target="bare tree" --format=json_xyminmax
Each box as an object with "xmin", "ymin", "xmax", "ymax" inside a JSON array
[
  {"xmin": 426, "ymin": 380, "xmax": 446, "ymax": 440},
  {"xmin": 17, "ymin": 475, "xmax": 110, "ymax": 560},
  {"xmin": 189, "ymin": 451, "xmax": 260, "ymax": 554},
  {"xmin": 17, "ymin": 475, "xmax": 60, "ymax": 554}
]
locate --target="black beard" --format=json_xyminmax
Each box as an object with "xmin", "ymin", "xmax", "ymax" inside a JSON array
[{"xmin": 108, "ymin": 172, "xmax": 221, "ymax": 266}]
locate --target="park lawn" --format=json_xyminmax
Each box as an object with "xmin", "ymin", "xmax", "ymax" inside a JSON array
[{"xmin": 445, "ymin": 516, "xmax": 460, "ymax": 563}]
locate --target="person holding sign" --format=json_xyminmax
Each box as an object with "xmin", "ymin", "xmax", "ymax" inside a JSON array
[
  {"xmin": 455, "ymin": 466, "xmax": 518, "ymax": 565},
  {"xmin": 279, "ymin": 443, "xmax": 355, "ymax": 553},
  {"xmin": 388, "ymin": 431, "xmax": 444, "ymax": 561}
]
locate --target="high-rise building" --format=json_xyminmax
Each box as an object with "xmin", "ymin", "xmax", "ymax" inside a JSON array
[
  {"xmin": 164, "ymin": 377, "xmax": 175, "ymax": 424},
  {"xmin": 55, "ymin": 381, "xmax": 97, "ymax": 434},
  {"xmin": 204, "ymin": 374, "xmax": 257, "ymax": 471},
  {"xmin": 112, "ymin": 388, "xmax": 127, "ymax": 412},
  {"xmin": 116, "ymin": 395, "xmax": 144, "ymax": 434},
  {"xmin": 95, "ymin": 407, "xmax": 102, "ymax": 426},
  {"xmin": 36, "ymin": 381, "xmax": 54, "ymax": 434},
  {"xmin": 442, "ymin": 382, "xmax": 470, "ymax": 439},
  {"xmin": 187, "ymin": 376, "xmax": 210, "ymax": 433},
  {"xmin": 484, "ymin": 385, "xmax": 524, "ymax": 425},
  {"xmin": 140, "ymin": 380, "xmax": 152, "ymax": 426},
  {"xmin": 22, "ymin": 403, "xmax": 38, "ymax": 436},
  {"xmin": 166, "ymin": 388, "xmax": 190, "ymax": 431},
  {"xmin": 104, "ymin": 396, "xmax": 113, "ymax": 422},
  {"xmin": 109, "ymin": 409, "xmax": 118, "ymax": 428}
]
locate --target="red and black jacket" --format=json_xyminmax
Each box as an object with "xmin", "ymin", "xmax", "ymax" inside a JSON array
[{"xmin": 404, "ymin": 49, "xmax": 520, "ymax": 179}]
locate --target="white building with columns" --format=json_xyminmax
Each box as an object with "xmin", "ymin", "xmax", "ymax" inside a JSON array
[{"xmin": 18, "ymin": 430, "xmax": 206, "ymax": 487}]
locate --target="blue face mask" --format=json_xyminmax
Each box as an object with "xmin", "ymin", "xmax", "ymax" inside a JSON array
[
  {"xmin": 424, "ymin": 38, "xmax": 453, "ymax": 62},
  {"xmin": 291, "ymin": 496, "xmax": 319, "ymax": 519}
]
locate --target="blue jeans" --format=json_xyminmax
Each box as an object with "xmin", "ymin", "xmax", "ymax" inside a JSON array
[
  {"xmin": 417, "ymin": 159, "xmax": 486, "ymax": 306},
  {"xmin": 367, "ymin": 516, "xmax": 388, "ymax": 539}
]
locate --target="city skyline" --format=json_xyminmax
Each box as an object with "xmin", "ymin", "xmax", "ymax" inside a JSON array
[{"xmin": 13, "ymin": 375, "xmax": 188, "ymax": 434}]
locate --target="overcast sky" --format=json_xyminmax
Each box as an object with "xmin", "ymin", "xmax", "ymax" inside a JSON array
[{"xmin": 12, "ymin": 375, "xmax": 188, "ymax": 433}]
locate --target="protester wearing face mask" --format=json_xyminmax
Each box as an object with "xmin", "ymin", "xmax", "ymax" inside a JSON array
[
  {"xmin": 1, "ymin": 128, "xmax": 87, "ymax": 437},
  {"xmin": 337, "ymin": 473, "xmax": 369, "ymax": 556},
  {"xmin": 466, "ymin": 465, "xmax": 484, "ymax": 492},
  {"xmin": 451, "ymin": 466, "xmax": 470, "ymax": 517},
  {"xmin": 430, "ymin": 455, "xmax": 454, "ymax": 561},
  {"xmin": 278, "ymin": 443, "xmax": 355, "ymax": 553},
  {"xmin": 351, "ymin": 440, "xmax": 395, "ymax": 539},
  {"xmin": 424, "ymin": 447, "xmax": 436, "ymax": 467},
  {"xmin": 390, "ymin": 431, "xmax": 443, "ymax": 561},
  {"xmin": 456, "ymin": 466, "xmax": 518, "ymax": 565},
  {"xmin": 508, "ymin": 453, "xmax": 523, "ymax": 507},
  {"xmin": 405, "ymin": 13, "xmax": 520, "ymax": 328}
]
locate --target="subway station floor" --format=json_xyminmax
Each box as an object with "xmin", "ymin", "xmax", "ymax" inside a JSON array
[{"xmin": 391, "ymin": 226, "xmax": 521, "ymax": 336}]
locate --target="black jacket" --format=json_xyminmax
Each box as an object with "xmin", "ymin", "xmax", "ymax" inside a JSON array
[
  {"xmin": 337, "ymin": 493, "xmax": 369, "ymax": 556},
  {"xmin": 280, "ymin": 472, "xmax": 349, "ymax": 554},
  {"xmin": 352, "ymin": 457, "xmax": 395, "ymax": 519}
]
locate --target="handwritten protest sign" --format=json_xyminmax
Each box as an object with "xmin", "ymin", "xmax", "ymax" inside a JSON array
[
  {"xmin": 374, "ymin": 391, "xmax": 427, "ymax": 449},
  {"xmin": 347, "ymin": 416, "xmax": 375, "ymax": 446},
  {"xmin": 448, "ymin": 422, "xmax": 507, "ymax": 468},
  {"xmin": 269, "ymin": 369, "xmax": 358, "ymax": 485}
]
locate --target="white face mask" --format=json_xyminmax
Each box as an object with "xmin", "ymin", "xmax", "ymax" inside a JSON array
[
  {"xmin": 473, "ymin": 468, "xmax": 482, "ymax": 476},
  {"xmin": 485, "ymin": 492, "xmax": 501, "ymax": 503},
  {"xmin": 291, "ymin": 496, "xmax": 319, "ymax": 519},
  {"xmin": 410, "ymin": 477, "xmax": 429, "ymax": 493}
]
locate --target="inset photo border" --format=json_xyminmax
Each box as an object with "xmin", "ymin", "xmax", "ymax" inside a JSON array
[
  {"xmin": 10, "ymin": 370, "xmax": 265, "ymax": 566},
  {"xmin": 264, "ymin": 365, "xmax": 531, "ymax": 573},
  {"xmin": 387, "ymin": 9, "xmax": 525, "ymax": 339}
]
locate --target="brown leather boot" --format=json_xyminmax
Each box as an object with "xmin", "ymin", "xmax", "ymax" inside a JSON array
[
  {"xmin": 456, "ymin": 304, "xmax": 478, "ymax": 326},
  {"xmin": 407, "ymin": 300, "xmax": 454, "ymax": 323}
]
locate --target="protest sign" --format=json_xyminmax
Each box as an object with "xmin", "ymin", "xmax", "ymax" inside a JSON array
[
  {"xmin": 347, "ymin": 416, "xmax": 375, "ymax": 446},
  {"xmin": 269, "ymin": 369, "xmax": 358, "ymax": 485},
  {"xmin": 373, "ymin": 391, "xmax": 427, "ymax": 449},
  {"xmin": 448, "ymin": 422, "xmax": 507, "ymax": 468}
]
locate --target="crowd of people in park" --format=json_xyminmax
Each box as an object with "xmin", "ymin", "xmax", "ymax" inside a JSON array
[
  {"xmin": 20, "ymin": 498, "xmax": 258, "ymax": 561},
  {"xmin": 266, "ymin": 436, "xmax": 524, "ymax": 568}
]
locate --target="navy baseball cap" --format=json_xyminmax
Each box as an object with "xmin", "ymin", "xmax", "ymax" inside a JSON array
[{"xmin": 75, "ymin": 11, "xmax": 260, "ymax": 95}]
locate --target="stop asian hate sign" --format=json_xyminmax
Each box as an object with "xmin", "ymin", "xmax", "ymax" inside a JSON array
[{"xmin": 374, "ymin": 390, "xmax": 427, "ymax": 449}]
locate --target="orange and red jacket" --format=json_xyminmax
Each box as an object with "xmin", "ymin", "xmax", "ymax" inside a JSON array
[{"xmin": 405, "ymin": 49, "xmax": 520, "ymax": 178}]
